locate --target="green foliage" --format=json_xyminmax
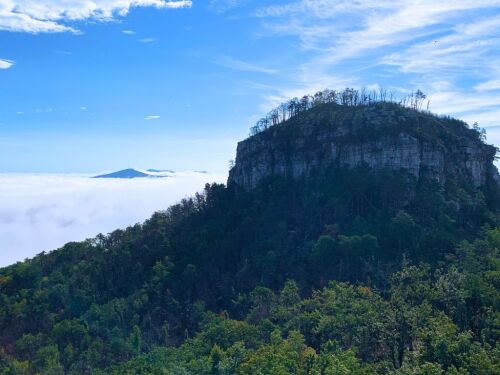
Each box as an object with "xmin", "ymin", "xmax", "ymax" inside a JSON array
[
  {"xmin": 89, "ymin": 230, "xmax": 500, "ymax": 373},
  {"xmin": 1, "ymin": 230, "xmax": 499, "ymax": 374}
]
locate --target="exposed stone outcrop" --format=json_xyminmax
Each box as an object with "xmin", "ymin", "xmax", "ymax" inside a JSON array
[{"xmin": 228, "ymin": 104, "xmax": 498, "ymax": 190}]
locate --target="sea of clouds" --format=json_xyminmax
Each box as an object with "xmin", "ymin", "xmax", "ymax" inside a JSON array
[{"xmin": 0, "ymin": 172, "xmax": 226, "ymax": 267}]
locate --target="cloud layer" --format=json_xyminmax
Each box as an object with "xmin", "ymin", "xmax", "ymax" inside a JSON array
[
  {"xmin": 0, "ymin": 172, "xmax": 225, "ymax": 267},
  {"xmin": 0, "ymin": 0, "xmax": 192, "ymax": 33}
]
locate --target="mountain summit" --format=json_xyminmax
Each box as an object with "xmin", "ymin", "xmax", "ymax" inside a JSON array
[
  {"xmin": 93, "ymin": 168, "xmax": 156, "ymax": 179},
  {"xmin": 229, "ymin": 101, "xmax": 498, "ymax": 190}
]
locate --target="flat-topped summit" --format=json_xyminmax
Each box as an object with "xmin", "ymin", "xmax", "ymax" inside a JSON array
[{"xmin": 229, "ymin": 95, "xmax": 498, "ymax": 190}]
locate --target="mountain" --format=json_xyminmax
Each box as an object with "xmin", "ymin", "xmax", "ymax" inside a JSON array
[
  {"xmin": 146, "ymin": 169, "xmax": 175, "ymax": 173},
  {"xmin": 93, "ymin": 169, "xmax": 195, "ymax": 178},
  {"xmin": 1, "ymin": 93, "xmax": 499, "ymax": 374},
  {"xmin": 229, "ymin": 102, "xmax": 498, "ymax": 190},
  {"xmin": 93, "ymin": 168, "xmax": 161, "ymax": 179}
]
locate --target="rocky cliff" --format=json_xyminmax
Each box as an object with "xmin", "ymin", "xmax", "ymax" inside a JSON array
[{"xmin": 228, "ymin": 103, "xmax": 499, "ymax": 190}]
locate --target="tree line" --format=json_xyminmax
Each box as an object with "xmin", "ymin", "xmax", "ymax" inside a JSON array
[{"xmin": 250, "ymin": 88, "xmax": 429, "ymax": 136}]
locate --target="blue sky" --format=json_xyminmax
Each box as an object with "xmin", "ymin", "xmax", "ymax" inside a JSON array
[{"xmin": 1, "ymin": 0, "xmax": 500, "ymax": 173}]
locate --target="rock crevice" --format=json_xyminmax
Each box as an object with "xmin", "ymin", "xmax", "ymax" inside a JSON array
[{"xmin": 228, "ymin": 105, "xmax": 498, "ymax": 190}]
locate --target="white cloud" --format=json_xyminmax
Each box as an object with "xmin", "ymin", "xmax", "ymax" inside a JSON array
[
  {"xmin": 0, "ymin": 59, "xmax": 14, "ymax": 69},
  {"xmin": 213, "ymin": 55, "xmax": 277, "ymax": 74},
  {"xmin": 122, "ymin": 29, "xmax": 136, "ymax": 35},
  {"xmin": 0, "ymin": 1, "xmax": 193, "ymax": 33},
  {"xmin": 139, "ymin": 37, "xmax": 156, "ymax": 43},
  {"xmin": 209, "ymin": 0, "xmax": 247, "ymax": 13},
  {"xmin": 475, "ymin": 78, "xmax": 500, "ymax": 92},
  {"xmin": 145, "ymin": 115, "xmax": 160, "ymax": 120},
  {"xmin": 382, "ymin": 15, "xmax": 500, "ymax": 75},
  {"xmin": 164, "ymin": 0, "xmax": 193, "ymax": 8},
  {"xmin": 80, "ymin": 106, "xmax": 87, "ymax": 111},
  {"xmin": 461, "ymin": 108, "xmax": 500, "ymax": 127},
  {"xmin": 0, "ymin": 171, "xmax": 226, "ymax": 267},
  {"xmin": 426, "ymin": 90, "xmax": 500, "ymax": 115}
]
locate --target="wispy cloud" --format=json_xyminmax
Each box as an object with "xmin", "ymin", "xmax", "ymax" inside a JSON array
[
  {"xmin": 208, "ymin": 0, "xmax": 247, "ymax": 13},
  {"xmin": 249, "ymin": 0, "xmax": 500, "ymax": 127},
  {"xmin": 145, "ymin": 115, "xmax": 161, "ymax": 120},
  {"xmin": 36, "ymin": 108, "xmax": 54, "ymax": 113},
  {"xmin": 122, "ymin": 29, "xmax": 136, "ymax": 35},
  {"xmin": 213, "ymin": 55, "xmax": 277, "ymax": 74},
  {"xmin": 475, "ymin": 78, "xmax": 500, "ymax": 92},
  {"xmin": 53, "ymin": 50, "xmax": 73, "ymax": 55},
  {"xmin": 139, "ymin": 37, "xmax": 156, "ymax": 43},
  {"xmin": 0, "ymin": 1, "xmax": 193, "ymax": 33},
  {"xmin": 0, "ymin": 59, "xmax": 14, "ymax": 69}
]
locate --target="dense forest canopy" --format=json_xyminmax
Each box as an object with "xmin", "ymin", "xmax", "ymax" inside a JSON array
[{"xmin": 0, "ymin": 94, "xmax": 499, "ymax": 374}]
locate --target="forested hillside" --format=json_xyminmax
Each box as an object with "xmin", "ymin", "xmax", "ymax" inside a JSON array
[{"xmin": 1, "ymin": 94, "xmax": 499, "ymax": 374}]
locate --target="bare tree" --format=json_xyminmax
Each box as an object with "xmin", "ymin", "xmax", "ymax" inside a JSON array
[
  {"xmin": 414, "ymin": 90, "xmax": 426, "ymax": 111},
  {"xmin": 249, "ymin": 88, "xmax": 433, "ymax": 135}
]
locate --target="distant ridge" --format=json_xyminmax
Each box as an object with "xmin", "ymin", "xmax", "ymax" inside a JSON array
[
  {"xmin": 92, "ymin": 168, "xmax": 207, "ymax": 178},
  {"xmin": 146, "ymin": 169, "xmax": 175, "ymax": 173},
  {"xmin": 93, "ymin": 168, "xmax": 164, "ymax": 179}
]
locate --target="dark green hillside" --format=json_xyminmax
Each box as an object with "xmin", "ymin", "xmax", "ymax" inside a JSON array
[{"xmin": 1, "ymin": 94, "xmax": 499, "ymax": 374}]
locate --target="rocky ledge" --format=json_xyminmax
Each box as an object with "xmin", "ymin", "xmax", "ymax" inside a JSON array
[{"xmin": 228, "ymin": 103, "xmax": 498, "ymax": 190}]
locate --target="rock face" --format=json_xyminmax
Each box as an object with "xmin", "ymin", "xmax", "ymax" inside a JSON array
[{"xmin": 228, "ymin": 104, "xmax": 498, "ymax": 190}]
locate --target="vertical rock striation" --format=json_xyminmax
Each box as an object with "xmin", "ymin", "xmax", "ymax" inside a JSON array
[{"xmin": 228, "ymin": 103, "xmax": 498, "ymax": 190}]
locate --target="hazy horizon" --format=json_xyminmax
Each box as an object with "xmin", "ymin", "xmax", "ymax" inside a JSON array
[{"xmin": 0, "ymin": 171, "xmax": 226, "ymax": 267}]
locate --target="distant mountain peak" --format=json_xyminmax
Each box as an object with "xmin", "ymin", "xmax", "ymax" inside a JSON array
[
  {"xmin": 92, "ymin": 168, "xmax": 207, "ymax": 179},
  {"xmin": 93, "ymin": 168, "xmax": 164, "ymax": 179},
  {"xmin": 146, "ymin": 169, "xmax": 175, "ymax": 173}
]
